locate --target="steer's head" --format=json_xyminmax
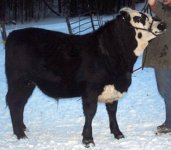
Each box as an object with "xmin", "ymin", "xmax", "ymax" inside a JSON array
[{"xmin": 119, "ymin": 7, "xmax": 166, "ymax": 56}]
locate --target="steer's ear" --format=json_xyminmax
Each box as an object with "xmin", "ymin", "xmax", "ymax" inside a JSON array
[{"xmin": 120, "ymin": 10, "xmax": 131, "ymax": 22}]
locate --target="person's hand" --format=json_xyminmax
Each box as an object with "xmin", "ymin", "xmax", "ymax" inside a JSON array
[
  {"xmin": 163, "ymin": 0, "xmax": 171, "ymax": 5},
  {"xmin": 148, "ymin": 0, "xmax": 156, "ymax": 10},
  {"xmin": 148, "ymin": 0, "xmax": 156, "ymax": 6}
]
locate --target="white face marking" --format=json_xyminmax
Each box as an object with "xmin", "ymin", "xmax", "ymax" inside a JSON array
[
  {"xmin": 98, "ymin": 85, "xmax": 126, "ymax": 103},
  {"xmin": 134, "ymin": 30, "xmax": 151, "ymax": 56},
  {"xmin": 120, "ymin": 7, "xmax": 166, "ymax": 56}
]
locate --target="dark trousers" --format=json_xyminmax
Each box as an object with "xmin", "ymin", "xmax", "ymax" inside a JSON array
[{"xmin": 155, "ymin": 69, "xmax": 171, "ymax": 128}]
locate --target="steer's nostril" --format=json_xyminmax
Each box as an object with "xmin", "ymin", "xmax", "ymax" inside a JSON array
[{"xmin": 157, "ymin": 22, "xmax": 166, "ymax": 31}]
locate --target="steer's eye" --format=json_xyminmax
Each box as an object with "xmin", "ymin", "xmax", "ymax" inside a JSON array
[
  {"xmin": 133, "ymin": 15, "xmax": 146, "ymax": 25},
  {"xmin": 133, "ymin": 16, "xmax": 142, "ymax": 23},
  {"xmin": 138, "ymin": 17, "xmax": 142, "ymax": 21}
]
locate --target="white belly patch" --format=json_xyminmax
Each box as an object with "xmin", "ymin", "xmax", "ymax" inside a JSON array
[{"xmin": 98, "ymin": 85, "xmax": 125, "ymax": 103}]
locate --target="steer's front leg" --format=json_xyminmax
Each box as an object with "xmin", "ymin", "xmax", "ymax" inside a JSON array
[
  {"xmin": 106, "ymin": 101, "xmax": 124, "ymax": 139},
  {"xmin": 82, "ymin": 91, "xmax": 98, "ymax": 148}
]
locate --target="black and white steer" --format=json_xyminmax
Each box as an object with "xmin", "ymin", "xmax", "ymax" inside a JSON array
[{"xmin": 5, "ymin": 7, "xmax": 166, "ymax": 147}]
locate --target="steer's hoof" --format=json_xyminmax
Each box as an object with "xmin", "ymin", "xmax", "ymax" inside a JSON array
[
  {"xmin": 82, "ymin": 139, "xmax": 95, "ymax": 148},
  {"xmin": 16, "ymin": 132, "xmax": 28, "ymax": 140},
  {"xmin": 115, "ymin": 134, "xmax": 125, "ymax": 140}
]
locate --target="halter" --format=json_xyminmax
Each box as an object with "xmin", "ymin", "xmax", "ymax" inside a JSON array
[
  {"xmin": 132, "ymin": 20, "xmax": 158, "ymax": 36},
  {"xmin": 122, "ymin": 17, "xmax": 157, "ymax": 37},
  {"xmin": 124, "ymin": 1, "xmax": 155, "ymax": 73},
  {"xmin": 121, "ymin": 15, "xmax": 157, "ymax": 73}
]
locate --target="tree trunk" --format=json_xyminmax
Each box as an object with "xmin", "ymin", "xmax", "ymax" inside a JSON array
[
  {"xmin": 131, "ymin": 0, "xmax": 136, "ymax": 9},
  {"xmin": 0, "ymin": 0, "xmax": 7, "ymax": 44},
  {"xmin": 0, "ymin": 22, "xmax": 7, "ymax": 45}
]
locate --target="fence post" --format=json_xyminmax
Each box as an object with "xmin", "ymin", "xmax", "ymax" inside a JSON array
[{"xmin": 65, "ymin": 17, "xmax": 72, "ymax": 34}]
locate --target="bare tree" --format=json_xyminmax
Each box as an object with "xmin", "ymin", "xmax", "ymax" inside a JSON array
[{"xmin": 0, "ymin": 0, "xmax": 7, "ymax": 44}]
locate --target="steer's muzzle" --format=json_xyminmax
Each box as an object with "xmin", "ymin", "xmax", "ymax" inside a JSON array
[{"xmin": 157, "ymin": 22, "xmax": 166, "ymax": 31}]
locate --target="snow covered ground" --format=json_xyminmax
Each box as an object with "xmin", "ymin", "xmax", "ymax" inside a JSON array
[{"xmin": 1, "ymin": 3, "xmax": 171, "ymax": 150}]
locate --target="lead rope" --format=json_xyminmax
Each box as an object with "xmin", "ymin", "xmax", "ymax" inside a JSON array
[
  {"xmin": 133, "ymin": 0, "xmax": 153, "ymax": 73},
  {"xmin": 141, "ymin": 0, "xmax": 153, "ymax": 71}
]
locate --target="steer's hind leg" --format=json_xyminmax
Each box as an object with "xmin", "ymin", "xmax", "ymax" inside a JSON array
[
  {"xmin": 6, "ymin": 80, "xmax": 35, "ymax": 139},
  {"xmin": 106, "ymin": 101, "xmax": 124, "ymax": 139},
  {"xmin": 82, "ymin": 91, "xmax": 98, "ymax": 147}
]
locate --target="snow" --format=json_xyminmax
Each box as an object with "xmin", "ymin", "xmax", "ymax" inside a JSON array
[{"xmin": 1, "ymin": 3, "xmax": 171, "ymax": 150}]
